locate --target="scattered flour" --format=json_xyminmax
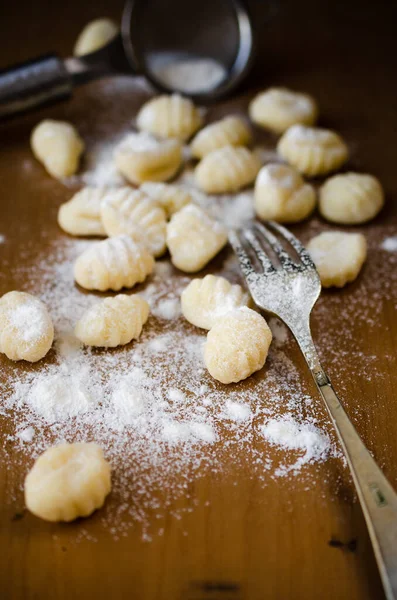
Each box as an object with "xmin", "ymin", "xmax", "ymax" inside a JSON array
[
  {"xmin": 150, "ymin": 54, "xmax": 226, "ymax": 94},
  {"xmin": 381, "ymin": 236, "xmax": 397, "ymax": 252}
]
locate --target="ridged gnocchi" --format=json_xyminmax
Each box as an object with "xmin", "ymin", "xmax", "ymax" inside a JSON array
[
  {"xmin": 140, "ymin": 182, "xmax": 192, "ymax": 217},
  {"xmin": 74, "ymin": 18, "xmax": 118, "ymax": 56},
  {"xmin": 24, "ymin": 443, "xmax": 111, "ymax": 522},
  {"xmin": 190, "ymin": 116, "xmax": 251, "ymax": 159},
  {"xmin": 307, "ymin": 231, "xmax": 367, "ymax": 288},
  {"xmin": 137, "ymin": 94, "xmax": 202, "ymax": 141},
  {"xmin": 75, "ymin": 294, "xmax": 149, "ymax": 347},
  {"xmin": 319, "ymin": 172, "xmax": 384, "ymax": 224},
  {"xmin": 254, "ymin": 163, "xmax": 316, "ymax": 223},
  {"xmin": 114, "ymin": 132, "xmax": 183, "ymax": 184},
  {"xmin": 31, "ymin": 119, "xmax": 84, "ymax": 179},
  {"xmin": 249, "ymin": 87, "xmax": 318, "ymax": 134},
  {"xmin": 181, "ymin": 275, "xmax": 250, "ymax": 330},
  {"xmin": 167, "ymin": 205, "xmax": 227, "ymax": 272},
  {"xmin": 0, "ymin": 291, "xmax": 54, "ymax": 362},
  {"xmin": 277, "ymin": 125, "xmax": 348, "ymax": 177},
  {"xmin": 58, "ymin": 187, "xmax": 107, "ymax": 236},
  {"xmin": 100, "ymin": 188, "xmax": 167, "ymax": 257},
  {"xmin": 204, "ymin": 307, "xmax": 272, "ymax": 384},
  {"xmin": 74, "ymin": 235, "xmax": 154, "ymax": 291},
  {"xmin": 195, "ymin": 145, "xmax": 261, "ymax": 194}
]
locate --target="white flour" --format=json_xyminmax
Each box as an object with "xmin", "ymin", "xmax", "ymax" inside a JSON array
[
  {"xmin": 381, "ymin": 235, "xmax": 397, "ymax": 252},
  {"xmin": 150, "ymin": 54, "xmax": 226, "ymax": 94}
]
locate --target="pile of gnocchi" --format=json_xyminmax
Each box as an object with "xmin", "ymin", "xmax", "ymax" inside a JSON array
[{"xmin": 3, "ymin": 20, "xmax": 385, "ymax": 523}]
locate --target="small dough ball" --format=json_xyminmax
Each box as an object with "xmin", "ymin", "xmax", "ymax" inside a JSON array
[
  {"xmin": 74, "ymin": 18, "xmax": 118, "ymax": 56},
  {"xmin": 114, "ymin": 132, "xmax": 183, "ymax": 184},
  {"xmin": 190, "ymin": 116, "xmax": 252, "ymax": 159},
  {"xmin": 195, "ymin": 145, "xmax": 261, "ymax": 194},
  {"xmin": 319, "ymin": 172, "xmax": 384, "ymax": 224},
  {"xmin": 140, "ymin": 182, "xmax": 192, "ymax": 217},
  {"xmin": 181, "ymin": 274, "xmax": 250, "ymax": 330},
  {"xmin": 277, "ymin": 125, "xmax": 348, "ymax": 177},
  {"xmin": 204, "ymin": 307, "xmax": 272, "ymax": 384},
  {"xmin": 75, "ymin": 294, "xmax": 149, "ymax": 347},
  {"xmin": 249, "ymin": 87, "xmax": 318, "ymax": 134},
  {"xmin": 58, "ymin": 187, "xmax": 107, "ymax": 236},
  {"xmin": 307, "ymin": 231, "xmax": 367, "ymax": 288},
  {"xmin": 25, "ymin": 443, "xmax": 111, "ymax": 522},
  {"xmin": 0, "ymin": 291, "xmax": 54, "ymax": 362},
  {"xmin": 167, "ymin": 205, "xmax": 227, "ymax": 272},
  {"xmin": 31, "ymin": 119, "xmax": 84, "ymax": 179},
  {"xmin": 254, "ymin": 163, "xmax": 316, "ymax": 223},
  {"xmin": 136, "ymin": 94, "xmax": 202, "ymax": 141}
]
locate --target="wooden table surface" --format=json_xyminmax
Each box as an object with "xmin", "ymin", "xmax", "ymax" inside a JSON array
[{"xmin": 1, "ymin": 2, "xmax": 397, "ymax": 599}]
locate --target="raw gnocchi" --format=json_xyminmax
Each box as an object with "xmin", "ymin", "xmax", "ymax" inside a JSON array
[
  {"xmin": 319, "ymin": 172, "xmax": 384, "ymax": 224},
  {"xmin": 74, "ymin": 235, "xmax": 154, "ymax": 291},
  {"xmin": 100, "ymin": 188, "xmax": 167, "ymax": 257},
  {"xmin": 25, "ymin": 443, "xmax": 111, "ymax": 522},
  {"xmin": 74, "ymin": 18, "xmax": 118, "ymax": 56},
  {"xmin": 166, "ymin": 205, "xmax": 227, "ymax": 272},
  {"xmin": 277, "ymin": 125, "xmax": 348, "ymax": 177},
  {"xmin": 75, "ymin": 294, "xmax": 149, "ymax": 347},
  {"xmin": 307, "ymin": 231, "xmax": 367, "ymax": 288},
  {"xmin": 204, "ymin": 307, "xmax": 272, "ymax": 384},
  {"xmin": 195, "ymin": 145, "xmax": 261, "ymax": 194},
  {"xmin": 181, "ymin": 275, "xmax": 250, "ymax": 330},
  {"xmin": 114, "ymin": 132, "xmax": 183, "ymax": 184},
  {"xmin": 136, "ymin": 94, "xmax": 202, "ymax": 141},
  {"xmin": 190, "ymin": 116, "xmax": 252, "ymax": 159},
  {"xmin": 140, "ymin": 182, "xmax": 192, "ymax": 217},
  {"xmin": 0, "ymin": 291, "xmax": 54, "ymax": 362},
  {"xmin": 254, "ymin": 163, "xmax": 316, "ymax": 223},
  {"xmin": 249, "ymin": 87, "xmax": 318, "ymax": 134},
  {"xmin": 31, "ymin": 119, "xmax": 84, "ymax": 179},
  {"xmin": 58, "ymin": 187, "xmax": 107, "ymax": 236}
]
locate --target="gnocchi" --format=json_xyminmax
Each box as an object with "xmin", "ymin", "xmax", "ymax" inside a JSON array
[
  {"xmin": 249, "ymin": 87, "xmax": 318, "ymax": 134},
  {"xmin": 100, "ymin": 188, "xmax": 167, "ymax": 257},
  {"xmin": 190, "ymin": 116, "xmax": 252, "ymax": 159},
  {"xmin": 140, "ymin": 182, "xmax": 192, "ymax": 217},
  {"xmin": 74, "ymin": 18, "xmax": 118, "ymax": 56},
  {"xmin": 254, "ymin": 163, "xmax": 316, "ymax": 223},
  {"xmin": 75, "ymin": 294, "xmax": 149, "ymax": 347},
  {"xmin": 166, "ymin": 205, "xmax": 227, "ymax": 272},
  {"xmin": 31, "ymin": 119, "xmax": 84, "ymax": 179},
  {"xmin": 181, "ymin": 275, "xmax": 250, "ymax": 330},
  {"xmin": 58, "ymin": 187, "xmax": 107, "ymax": 236},
  {"xmin": 74, "ymin": 235, "xmax": 154, "ymax": 291},
  {"xmin": 0, "ymin": 291, "xmax": 54, "ymax": 362},
  {"xmin": 319, "ymin": 172, "xmax": 384, "ymax": 224},
  {"xmin": 114, "ymin": 132, "xmax": 183, "ymax": 184},
  {"xmin": 204, "ymin": 307, "xmax": 272, "ymax": 384},
  {"xmin": 25, "ymin": 443, "xmax": 111, "ymax": 522},
  {"xmin": 307, "ymin": 231, "xmax": 367, "ymax": 288},
  {"xmin": 136, "ymin": 94, "xmax": 202, "ymax": 141},
  {"xmin": 195, "ymin": 145, "xmax": 261, "ymax": 194},
  {"xmin": 277, "ymin": 125, "xmax": 348, "ymax": 177}
]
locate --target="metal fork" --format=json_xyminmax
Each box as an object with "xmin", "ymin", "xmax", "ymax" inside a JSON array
[{"xmin": 229, "ymin": 220, "xmax": 397, "ymax": 600}]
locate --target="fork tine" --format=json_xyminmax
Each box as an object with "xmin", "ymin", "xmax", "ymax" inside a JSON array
[
  {"xmin": 253, "ymin": 222, "xmax": 297, "ymax": 270},
  {"xmin": 228, "ymin": 229, "xmax": 258, "ymax": 281},
  {"xmin": 267, "ymin": 221, "xmax": 317, "ymax": 270},
  {"xmin": 241, "ymin": 228, "xmax": 276, "ymax": 274}
]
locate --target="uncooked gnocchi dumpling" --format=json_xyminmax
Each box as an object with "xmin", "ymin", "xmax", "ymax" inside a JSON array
[
  {"xmin": 307, "ymin": 231, "xmax": 367, "ymax": 288},
  {"xmin": 114, "ymin": 132, "xmax": 183, "ymax": 184},
  {"xmin": 277, "ymin": 125, "xmax": 348, "ymax": 177},
  {"xmin": 195, "ymin": 145, "xmax": 261, "ymax": 194},
  {"xmin": 0, "ymin": 291, "xmax": 54, "ymax": 362},
  {"xmin": 249, "ymin": 87, "xmax": 318, "ymax": 134},
  {"xmin": 58, "ymin": 187, "xmax": 107, "ymax": 236},
  {"xmin": 31, "ymin": 119, "xmax": 84, "ymax": 179},
  {"xmin": 100, "ymin": 188, "xmax": 166, "ymax": 257},
  {"xmin": 136, "ymin": 94, "xmax": 202, "ymax": 141},
  {"xmin": 181, "ymin": 275, "xmax": 250, "ymax": 330},
  {"xmin": 25, "ymin": 443, "xmax": 111, "ymax": 522},
  {"xmin": 254, "ymin": 163, "xmax": 316, "ymax": 223},
  {"xmin": 167, "ymin": 205, "xmax": 227, "ymax": 272},
  {"xmin": 204, "ymin": 307, "xmax": 272, "ymax": 384},
  {"xmin": 75, "ymin": 294, "xmax": 149, "ymax": 347},
  {"xmin": 319, "ymin": 172, "xmax": 384, "ymax": 224},
  {"xmin": 190, "ymin": 116, "xmax": 252, "ymax": 159},
  {"xmin": 74, "ymin": 235, "xmax": 154, "ymax": 291},
  {"xmin": 74, "ymin": 18, "xmax": 118, "ymax": 56},
  {"xmin": 140, "ymin": 182, "xmax": 192, "ymax": 217}
]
